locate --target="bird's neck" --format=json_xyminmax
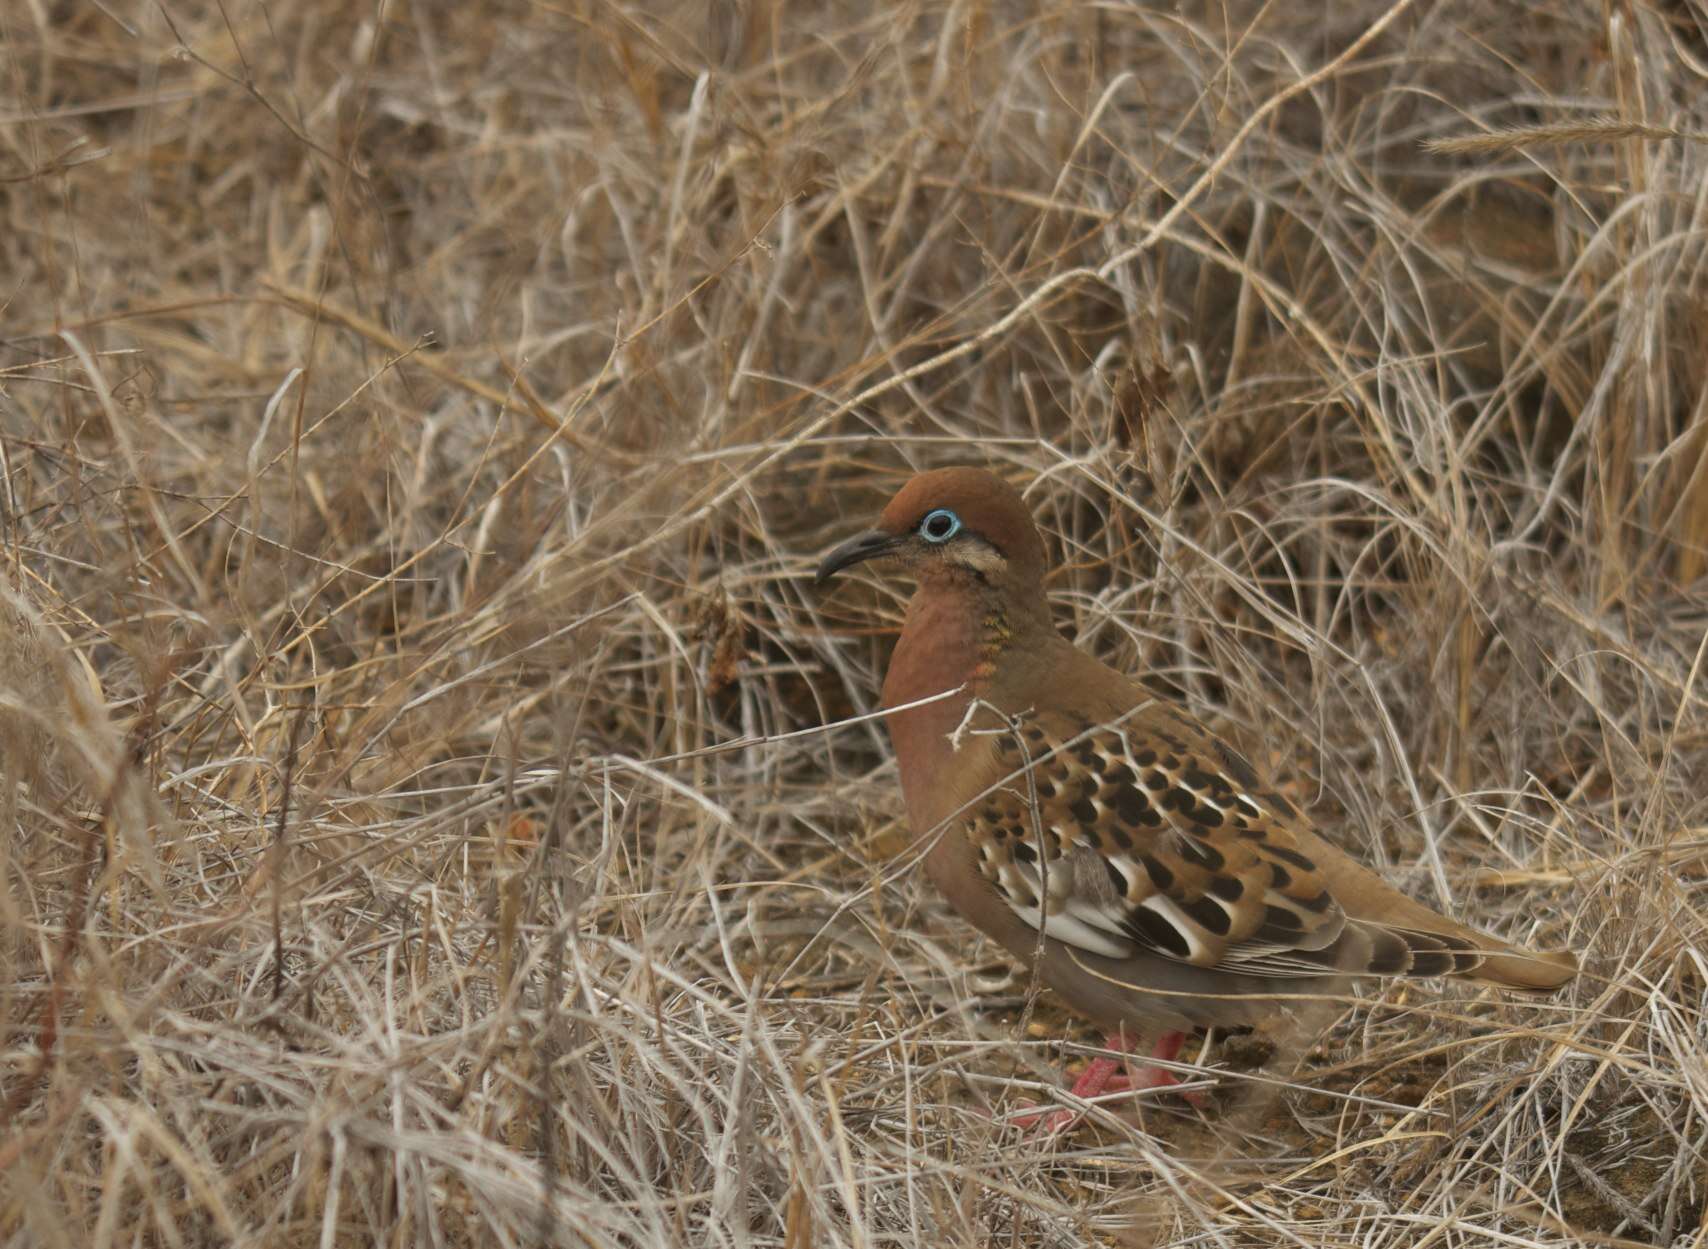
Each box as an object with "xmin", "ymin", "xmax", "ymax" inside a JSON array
[{"xmin": 880, "ymin": 576, "xmax": 1049, "ymax": 827}]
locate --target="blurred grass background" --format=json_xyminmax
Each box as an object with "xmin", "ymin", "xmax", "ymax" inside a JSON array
[{"xmin": 3, "ymin": 1, "xmax": 1706, "ymax": 1244}]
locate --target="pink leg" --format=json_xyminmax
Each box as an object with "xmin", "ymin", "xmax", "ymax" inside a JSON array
[
  {"xmin": 1101, "ymin": 1030, "xmax": 1198, "ymax": 1095},
  {"xmin": 1012, "ymin": 1030, "xmax": 1204, "ymax": 1134},
  {"xmin": 1066, "ymin": 1054, "xmax": 1128, "ymax": 1100}
]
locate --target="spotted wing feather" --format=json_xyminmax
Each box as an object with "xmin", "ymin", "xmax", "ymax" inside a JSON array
[{"xmin": 963, "ymin": 708, "xmax": 1476, "ymax": 979}]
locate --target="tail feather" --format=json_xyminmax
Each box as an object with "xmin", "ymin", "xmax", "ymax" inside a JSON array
[
  {"xmin": 1462, "ymin": 945, "xmax": 1578, "ymax": 992},
  {"xmin": 1389, "ymin": 926, "xmax": 1476, "ymax": 977},
  {"xmin": 1354, "ymin": 921, "xmax": 1577, "ymax": 990},
  {"xmin": 1290, "ymin": 826, "xmax": 1579, "ymax": 994}
]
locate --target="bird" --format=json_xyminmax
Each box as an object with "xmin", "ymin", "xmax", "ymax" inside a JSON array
[{"xmin": 815, "ymin": 466, "xmax": 1578, "ymax": 1131}]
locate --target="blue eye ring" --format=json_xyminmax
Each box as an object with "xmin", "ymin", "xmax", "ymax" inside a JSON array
[{"xmin": 918, "ymin": 508, "xmax": 962, "ymax": 544}]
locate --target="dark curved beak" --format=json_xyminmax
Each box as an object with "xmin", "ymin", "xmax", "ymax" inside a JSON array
[{"xmin": 815, "ymin": 530, "xmax": 902, "ymax": 585}]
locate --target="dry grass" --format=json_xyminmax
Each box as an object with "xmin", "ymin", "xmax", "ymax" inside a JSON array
[{"xmin": 3, "ymin": 0, "xmax": 1707, "ymax": 1244}]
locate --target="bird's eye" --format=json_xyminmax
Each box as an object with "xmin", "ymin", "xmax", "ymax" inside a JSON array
[{"xmin": 919, "ymin": 508, "xmax": 961, "ymax": 544}]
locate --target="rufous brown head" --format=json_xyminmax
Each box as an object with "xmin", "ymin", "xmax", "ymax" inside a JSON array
[{"xmin": 815, "ymin": 466, "xmax": 1049, "ymax": 592}]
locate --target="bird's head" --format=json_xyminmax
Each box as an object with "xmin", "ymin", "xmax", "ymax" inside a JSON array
[{"xmin": 815, "ymin": 466, "xmax": 1048, "ymax": 594}]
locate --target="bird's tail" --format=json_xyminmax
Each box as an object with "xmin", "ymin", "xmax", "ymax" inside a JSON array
[{"xmin": 1353, "ymin": 919, "xmax": 1577, "ymax": 991}]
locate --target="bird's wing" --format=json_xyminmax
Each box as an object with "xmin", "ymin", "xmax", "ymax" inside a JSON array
[{"xmin": 962, "ymin": 704, "xmax": 1482, "ymax": 979}]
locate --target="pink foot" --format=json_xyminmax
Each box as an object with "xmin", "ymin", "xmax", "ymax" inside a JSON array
[
  {"xmin": 1010, "ymin": 1031, "xmax": 1206, "ymax": 1134},
  {"xmin": 1099, "ymin": 1031, "xmax": 1209, "ymax": 1107},
  {"xmin": 1010, "ymin": 1055, "xmax": 1127, "ymax": 1133}
]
